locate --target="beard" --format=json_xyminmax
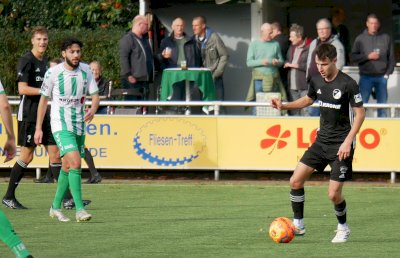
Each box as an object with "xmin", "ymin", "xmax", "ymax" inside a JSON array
[{"xmin": 65, "ymin": 57, "xmax": 79, "ymax": 68}]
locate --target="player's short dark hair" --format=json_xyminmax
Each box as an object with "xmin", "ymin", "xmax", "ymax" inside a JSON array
[
  {"xmin": 315, "ymin": 43, "xmax": 337, "ymax": 61},
  {"xmin": 31, "ymin": 26, "xmax": 48, "ymax": 38},
  {"xmin": 60, "ymin": 37, "xmax": 83, "ymax": 52}
]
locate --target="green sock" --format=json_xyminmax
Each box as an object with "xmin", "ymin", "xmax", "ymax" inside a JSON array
[
  {"xmin": 0, "ymin": 210, "xmax": 30, "ymax": 258},
  {"xmin": 52, "ymin": 169, "xmax": 70, "ymax": 209},
  {"xmin": 69, "ymin": 168, "xmax": 84, "ymax": 211},
  {"xmin": 12, "ymin": 242, "xmax": 31, "ymax": 258}
]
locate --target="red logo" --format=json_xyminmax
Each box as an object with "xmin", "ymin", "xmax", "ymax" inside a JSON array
[
  {"xmin": 260, "ymin": 125, "xmax": 291, "ymax": 154},
  {"xmin": 261, "ymin": 125, "xmax": 382, "ymax": 154}
]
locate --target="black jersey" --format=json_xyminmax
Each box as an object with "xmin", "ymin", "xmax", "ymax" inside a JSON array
[
  {"xmin": 17, "ymin": 51, "xmax": 49, "ymax": 122},
  {"xmin": 308, "ymin": 71, "xmax": 363, "ymax": 145}
]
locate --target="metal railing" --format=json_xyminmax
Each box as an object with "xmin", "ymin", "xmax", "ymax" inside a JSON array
[
  {"xmin": 6, "ymin": 99, "xmax": 400, "ymax": 182},
  {"xmin": 8, "ymin": 99, "xmax": 400, "ymax": 117}
]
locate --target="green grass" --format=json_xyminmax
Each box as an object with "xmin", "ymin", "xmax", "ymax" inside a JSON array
[{"xmin": 1, "ymin": 180, "xmax": 399, "ymax": 258}]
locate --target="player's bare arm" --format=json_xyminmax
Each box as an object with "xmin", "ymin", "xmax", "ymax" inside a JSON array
[
  {"xmin": 34, "ymin": 96, "xmax": 49, "ymax": 145},
  {"xmin": 0, "ymin": 94, "xmax": 16, "ymax": 162},
  {"xmin": 272, "ymin": 95, "xmax": 313, "ymax": 110},
  {"xmin": 84, "ymin": 94, "xmax": 100, "ymax": 123},
  {"xmin": 337, "ymin": 106, "xmax": 366, "ymax": 161},
  {"xmin": 18, "ymin": 82, "xmax": 41, "ymax": 96}
]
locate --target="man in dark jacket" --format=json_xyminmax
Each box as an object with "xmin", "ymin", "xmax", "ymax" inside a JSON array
[
  {"xmin": 284, "ymin": 24, "xmax": 311, "ymax": 116},
  {"xmin": 351, "ymin": 13, "xmax": 395, "ymax": 117},
  {"xmin": 119, "ymin": 15, "xmax": 154, "ymax": 106},
  {"xmin": 158, "ymin": 17, "xmax": 201, "ymax": 106},
  {"xmin": 271, "ymin": 22, "xmax": 290, "ymax": 101},
  {"xmin": 192, "ymin": 16, "xmax": 228, "ymax": 102}
]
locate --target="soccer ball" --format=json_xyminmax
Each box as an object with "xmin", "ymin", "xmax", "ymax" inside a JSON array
[{"xmin": 268, "ymin": 217, "xmax": 295, "ymax": 243}]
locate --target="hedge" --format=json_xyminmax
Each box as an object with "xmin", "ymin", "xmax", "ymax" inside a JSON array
[{"xmin": 0, "ymin": 27, "xmax": 127, "ymax": 95}]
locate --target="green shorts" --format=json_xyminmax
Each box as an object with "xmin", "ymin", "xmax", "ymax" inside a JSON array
[{"xmin": 53, "ymin": 130, "xmax": 85, "ymax": 158}]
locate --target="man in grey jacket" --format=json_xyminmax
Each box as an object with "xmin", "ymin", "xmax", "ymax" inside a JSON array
[
  {"xmin": 306, "ymin": 18, "xmax": 345, "ymax": 116},
  {"xmin": 351, "ymin": 13, "xmax": 395, "ymax": 118},
  {"xmin": 119, "ymin": 15, "xmax": 154, "ymax": 111},
  {"xmin": 192, "ymin": 16, "xmax": 228, "ymax": 102}
]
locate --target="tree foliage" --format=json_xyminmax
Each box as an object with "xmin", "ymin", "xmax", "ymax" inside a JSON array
[
  {"xmin": 0, "ymin": 27, "xmax": 127, "ymax": 95},
  {"xmin": 0, "ymin": 0, "xmax": 138, "ymax": 30},
  {"xmin": 0, "ymin": 0, "xmax": 139, "ymax": 94}
]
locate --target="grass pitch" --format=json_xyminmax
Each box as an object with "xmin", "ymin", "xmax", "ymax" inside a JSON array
[{"xmin": 1, "ymin": 180, "xmax": 399, "ymax": 258}]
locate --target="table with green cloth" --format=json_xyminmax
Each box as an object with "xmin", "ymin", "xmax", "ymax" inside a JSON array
[{"xmin": 160, "ymin": 68, "xmax": 216, "ymax": 101}]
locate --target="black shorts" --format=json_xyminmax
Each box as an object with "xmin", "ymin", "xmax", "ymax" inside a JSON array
[
  {"xmin": 18, "ymin": 120, "xmax": 56, "ymax": 147},
  {"xmin": 300, "ymin": 141, "xmax": 354, "ymax": 182}
]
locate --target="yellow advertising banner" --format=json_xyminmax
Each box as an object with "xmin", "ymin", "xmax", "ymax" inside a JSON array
[
  {"xmin": 0, "ymin": 116, "xmax": 399, "ymax": 172},
  {"xmin": 217, "ymin": 117, "xmax": 400, "ymax": 172},
  {"xmin": 0, "ymin": 116, "xmax": 218, "ymax": 169}
]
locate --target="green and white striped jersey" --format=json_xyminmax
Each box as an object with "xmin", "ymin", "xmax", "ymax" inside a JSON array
[
  {"xmin": 41, "ymin": 62, "xmax": 98, "ymax": 135},
  {"xmin": 0, "ymin": 80, "xmax": 4, "ymax": 94}
]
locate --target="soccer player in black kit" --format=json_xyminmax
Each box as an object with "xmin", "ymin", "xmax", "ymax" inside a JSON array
[
  {"xmin": 2, "ymin": 26, "xmax": 62, "ymax": 209},
  {"xmin": 272, "ymin": 43, "xmax": 365, "ymax": 243}
]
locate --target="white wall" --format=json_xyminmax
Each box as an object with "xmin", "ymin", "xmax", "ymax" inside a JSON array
[{"xmin": 154, "ymin": 3, "xmax": 253, "ymax": 114}]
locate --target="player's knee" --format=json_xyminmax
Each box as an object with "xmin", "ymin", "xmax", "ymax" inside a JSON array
[
  {"xmin": 20, "ymin": 154, "xmax": 34, "ymax": 164},
  {"xmin": 49, "ymin": 156, "xmax": 62, "ymax": 164},
  {"xmin": 289, "ymin": 176, "xmax": 303, "ymax": 189},
  {"xmin": 68, "ymin": 159, "xmax": 81, "ymax": 169},
  {"xmin": 328, "ymin": 191, "xmax": 341, "ymax": 204}
]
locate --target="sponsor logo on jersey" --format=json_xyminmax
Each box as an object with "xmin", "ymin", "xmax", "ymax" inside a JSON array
[
  {"xmin": 333, "ymin": 89, "xmax": 342, "ymax": 99},
  {"xmin": 317, "ymin": 89, "xmax": 322, "ymax": 94},
  {"xmin": 36, "ymin": 76, "xmax": 44, "ymax": 82},
  {"xmin": 354, "ymin": 93, "xmax": 362, "ymax": 103},
  {"xmin": 35, "ymin": 68, "xmax": 41, "ymax": 72},
  {"xmin": 59, "ymin": 97, "xmax": 81, "ymax": 104},
  {"xmin": 317, "ymin": 100, "xmax": 341, "ymax": 109}
]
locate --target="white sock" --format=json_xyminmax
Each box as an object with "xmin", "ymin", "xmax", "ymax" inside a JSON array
[
  {"xmin": 293, "ymin": 219, "xmax": 304, "ymax": 228},
  {"xmin": 337, "ymin": 223, "xmax": 349, "ymax": 230}
]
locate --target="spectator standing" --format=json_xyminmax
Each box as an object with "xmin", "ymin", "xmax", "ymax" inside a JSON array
[
  {"xmin": 271, "ymin": 22, "xmax": 291, "ymax": 100},
  {"xmin": 90, "ymin": 61, "xmax": 111, "ymax": 115},
  {"xmin": 0, "ymin": 80, "xmax": 33, "ymax": 257},
  {"xmin": 158, "ymin": 17, "xmax": 201, "ymax": 113},
  {"xmin": 35, "ymin": 37, "xmax": 99, "ymax": 222},
  {"xmin": 351, "ymin": 13, "xmax": 395, "ymax": 118},
  {"xmin": 306, "ymin": 18, "xmax": 345, "ymax": 116},
  {"xmin": 246, "ymin": 23, "xmax": 285, "ymax": 114},
  {"xmin": 192, "ymin": 16, "xmax": 228, "ymax": 102},
  {"xmin": 2, "ymin": 26, "xmax": 62, "ymax": 209},
  {"xmin": 284, "ymin": 24, "xmax": 311, "ymax": 116},
  {"xmin": 119, "ymin": 15, "xmax": 154, "ymax": 112},
  {"xmin": 331, "ymin": 7, "xmax": 351, "ymax": 65}
]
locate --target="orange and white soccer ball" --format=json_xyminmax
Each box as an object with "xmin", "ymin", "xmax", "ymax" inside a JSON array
[{"xmin": 268, "ymin": 217, "xmax": 295, "ymax": 243}]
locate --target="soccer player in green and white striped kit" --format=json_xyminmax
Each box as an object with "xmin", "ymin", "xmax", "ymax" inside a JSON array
[
  {"xmin": 34, "ymin": 37, "xmax": 99, "ymax": 222},
  {"xmin": 0, "ymin": 80, "xmax": 33, "ymax": 257}
]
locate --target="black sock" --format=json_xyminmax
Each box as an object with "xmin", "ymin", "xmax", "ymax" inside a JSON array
[
  {"xmin": 334, "ymin": 200, "xmax": 347, "ymax": 224},
  {"xmin": 84, "ymin": 148, "xmax": 99, "ymax": 177},
  {"xmin": 290, "ymin": 188, "xmax": 305, "ymax": 219},
  {"xmin": 50, "ymin": 163, "xmax": 62, "ymax": 182},
  {"xmin": 64, "ymin": 189, "xmax": 73, "ymax": 200},
  {"xmin": 45, "ymin": 167, "xmax": 53, "ymax": 179},
  {"xmin": 4, "ymin": 160, "xmax": 27, "ymax": 199}
]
